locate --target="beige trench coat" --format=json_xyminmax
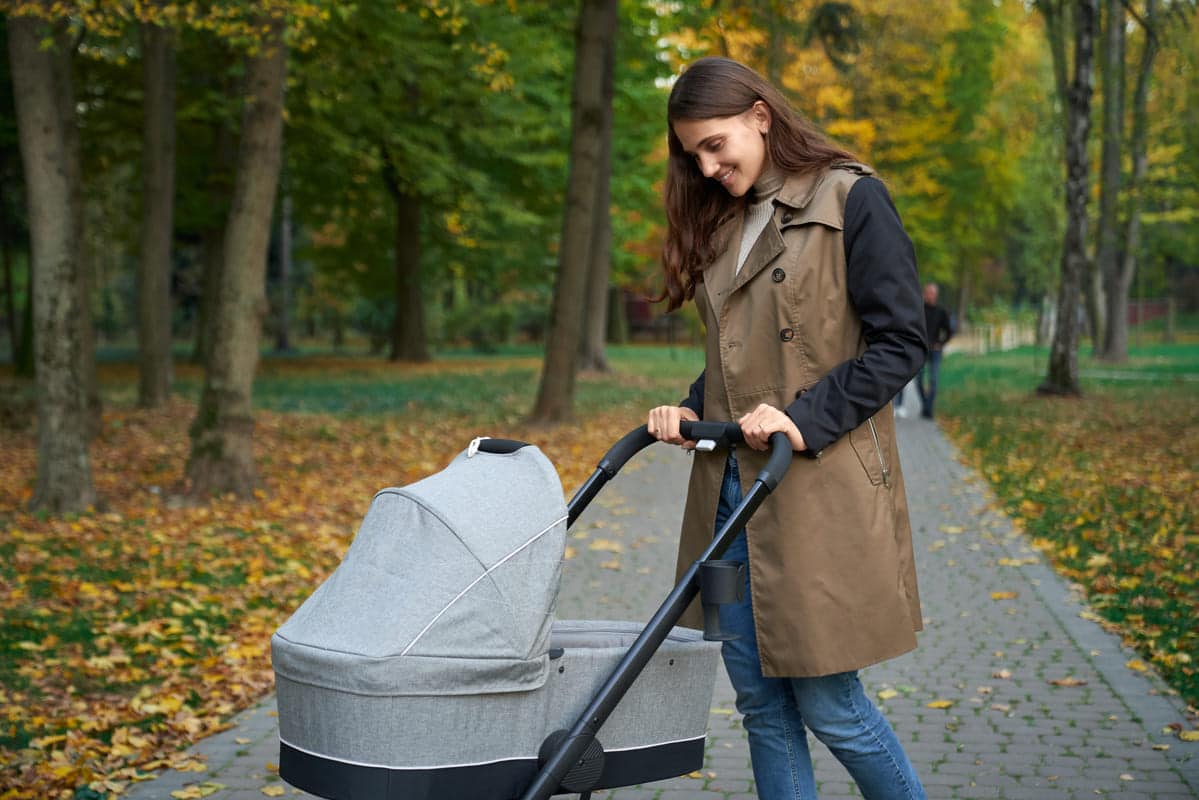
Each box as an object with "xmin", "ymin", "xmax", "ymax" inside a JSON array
[{"xmin": 675, "ymin": 164, "xmax": 924, "ymax": 678}]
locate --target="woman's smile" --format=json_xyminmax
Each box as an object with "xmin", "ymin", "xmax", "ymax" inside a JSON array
[{"xmin": 673, "ymin": 108, "xmax": 769, "ymax": 198}]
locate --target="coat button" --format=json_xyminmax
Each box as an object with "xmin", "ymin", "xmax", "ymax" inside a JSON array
[
  {"xmin": 781, "ymin": 212, "xmax": 794, "ymax": 223},
  {"xmin": 771, "ymin": 268, "xmax": 786, "ymax": 283},
  {"xmin": 779, "ymin": 328, "xmax": 794, "ymax": 342}
]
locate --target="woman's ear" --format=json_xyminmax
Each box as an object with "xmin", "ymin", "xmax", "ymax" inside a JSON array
[{"xmin": 753, "ymin": 101, "xmax": 772, "ymax": 134}]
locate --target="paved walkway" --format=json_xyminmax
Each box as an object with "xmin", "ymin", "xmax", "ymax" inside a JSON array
[{"xmin": 124, "ymin": 419, "xmax": 1198, "ymax": 799}]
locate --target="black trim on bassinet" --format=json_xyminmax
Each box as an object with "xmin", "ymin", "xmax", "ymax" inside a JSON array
[{"xmin": 279, "ymin": 735, "xmax": 704, "ymax": 799}]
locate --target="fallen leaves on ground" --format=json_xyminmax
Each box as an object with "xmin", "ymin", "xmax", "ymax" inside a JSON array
[
  {"xmin": 942, "ymin": 387, "xmax": 1198, "ymax": 707},
  {"xmin": 1048, "ymin": 676, "xmax": 1088, "ymax": 687},
  {"xmin": 0, "ymin": 394, "xmax": 646, "ymax": 798}
]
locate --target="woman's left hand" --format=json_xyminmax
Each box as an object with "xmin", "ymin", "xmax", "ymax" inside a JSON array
[{"xmin": 738, "ymin": 403, "xmax": 807, "ymax": 452}]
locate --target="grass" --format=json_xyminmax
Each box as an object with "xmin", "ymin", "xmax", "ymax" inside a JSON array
[
  {"xmin": 85, "ymin": 343, "xmax": 706, "ymax": 419},
  {"xmin": 937, "ymin": 342, "xmax": 1199, "ymax": 708}
]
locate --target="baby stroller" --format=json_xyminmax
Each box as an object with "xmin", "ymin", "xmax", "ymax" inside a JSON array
[{"xmin": 271, "ymin": 421, "xmax": 791, "ymax": 800}]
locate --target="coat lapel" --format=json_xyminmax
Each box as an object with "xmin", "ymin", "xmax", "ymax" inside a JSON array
[
  {"xmin": 730, "ymin": 222, "xmax": 784, "ymax": 295},
  {"xmin": 702, "ymin": 214, "xmax": 741, "ymax": 321},
  {"xmin": 728, "ymin": 168, "xmax": 826, "ymax": 295}
]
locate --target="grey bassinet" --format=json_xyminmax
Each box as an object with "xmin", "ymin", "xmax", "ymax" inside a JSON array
[{"xmin": 271, "ymin": 440, "xmax": 720, "ymax": 800}]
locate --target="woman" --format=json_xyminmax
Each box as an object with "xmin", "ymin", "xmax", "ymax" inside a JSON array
[{"xmin": 646, "ymin": 57, "xmax": 928, "ymax": 799}]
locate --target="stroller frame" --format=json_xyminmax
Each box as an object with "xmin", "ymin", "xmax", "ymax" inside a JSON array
[{"xmin": 519, "ymin": 421, "xmax": 791, "ymax": 800}]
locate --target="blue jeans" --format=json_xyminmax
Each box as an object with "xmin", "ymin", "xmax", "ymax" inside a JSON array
[
  {"xmin": 714, "ymin": 453, "xmax": 926, "ymax": 800},
  {"xmin": 917, "ymin": 349, "xmax": 942, "ymax": 418}
]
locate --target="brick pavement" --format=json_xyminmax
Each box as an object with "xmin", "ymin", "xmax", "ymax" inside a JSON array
[{"xmin": 123, "ymin": 419, "xmax": 1197, "ymax": 799}]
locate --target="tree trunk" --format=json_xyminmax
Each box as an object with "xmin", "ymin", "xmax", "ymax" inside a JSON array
[
  {"xmin": 138, "ymin": 16, "xmax": 177, "ymax": 407},
  {"xmin": 8, "ymin": 15, "xmax": 96, "ymax": 511},
  {"xmin": 1103, "ymin": 0, "xmax": 1158, "ymax": 362},
  {"xmin": 607, "ymin": 285, "xmax": 628, "ymax": 344},
  {"xmin": 531, "ymin": 0, "xmax": 618, "ymax": 422},
  {"xmin": 1093, "ymin": 0, "xmax": 1124, "ymax": 359},
  {"xmin": 1084, "ymin": 261, "xmax": 1104, "ymax": 352},
  {"xmin": 275, "ymin": 190, "xmax": 293, "ymax": 352},
  {"xmin": 385, "ymin": 181, "xmax": 429, "ymax": 362},
  {"xmin": 47, "ymin": 20, "xmax": 100, "ymax": 439},
  {"xmin": 193, "ymin": 226, "xmax": 222, "ymax": 364},
  {"xmin": 187, "ymin": 18, "xmax": 287, "ymax": 499},
  {"xmin": 190, "ymin": 78, "xmax": 238, "ymax": 364},
  {"xmin": 0, "ymin": 203, "xmax": 18, "ymax": 360},
  {"xmin": 578, "ymin": 13, "xmax": 616, "ymax": 374},
  {"xmin": 14, "ymin": 259, "xmax": 33, "ymax": 376},
  {"xmin": 1039, "ymin": 0, "xmax": 1097, "ymax": 397},
  {"xmin": 1037, "ymin": 293, "xmax": 1056, "ymax": 347}
]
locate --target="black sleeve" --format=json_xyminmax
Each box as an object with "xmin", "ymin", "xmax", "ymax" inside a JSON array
[
  {"xmin": 680, "ymin": 370, "xmax": 705, "ymax": 418},
  {"xmin": 785, "ymin": 177, "xmax": 928, "ymax": 453}
]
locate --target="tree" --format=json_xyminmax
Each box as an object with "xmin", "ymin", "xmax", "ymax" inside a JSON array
[
  {"xmin": 186, "ymin": 11, "xmax": 287, "ymax": 498},
  {"xmin": 1037, "ymin": 0, "xmax": 1098, "ymax": 397},
  {"xmin": 577, "ymin": 0, "xmax": 617, "ymax": 374},
  {"xmin": 7, "ymin": 12, "xmax": 96, "ymax": 511},
  {"xmin": 382, "ymin": 140, "xmax": 429, "ymax": 362},
  {"xmin": 275, "ymin": 185, "xmax": 294, "ymax": 352},
  {"xmin": 531, "ymin": 0, "xmax": 619, "ymax": 422},
  {"xmin": 1102, "ymin": 0, "xmax": 1169, "ymax": 361},
  {"xmin": 183, "ymin": 49, "xmax": 239, "ymax": 366},
  {"xmin": 137, "ymin": 9, "xmax": 177, "ymax": 407},
  {"xmin": 286, "ymin": 1, "xmax": 563, "ymax": 358},
  {"xmin": 1091, "ymin": 0, "xmax": 1124, "ymax": 355}
]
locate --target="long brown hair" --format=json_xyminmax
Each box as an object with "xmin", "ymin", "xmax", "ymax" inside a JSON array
[{"xmin": 659, "ymin": 57, "xmax": 857, "ymax": 311}]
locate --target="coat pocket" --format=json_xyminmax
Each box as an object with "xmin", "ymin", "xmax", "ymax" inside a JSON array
[{"xmin": 848, "ymin": 418, "xmax": 891, "ymax": 487}]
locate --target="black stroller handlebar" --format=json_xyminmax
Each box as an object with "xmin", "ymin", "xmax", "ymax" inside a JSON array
[
  {"xmin": 595, "ymin": 421, "xmax": 791, "ymax": 491},
  {"xmin": 525, "ymin": 424, "xmax": 794, "ymax": 800}
]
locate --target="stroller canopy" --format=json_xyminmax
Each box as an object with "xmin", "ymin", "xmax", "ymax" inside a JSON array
[{"xmin": 273, "ymin": 441, "xmax": 568, "ymax": 697}]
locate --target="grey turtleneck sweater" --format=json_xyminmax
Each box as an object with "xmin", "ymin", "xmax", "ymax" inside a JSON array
[{"xmin": 735, "ymin": 167, "xmax": 785, "ymax": 274}]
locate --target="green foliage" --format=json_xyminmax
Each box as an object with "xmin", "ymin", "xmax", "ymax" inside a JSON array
[
  {"xmin": 288, "ymin": 2, "xmax": 578, "ymax": 304},
  {"xmin": 934, "ymin": 0, "xmax": 1011, "ymax": 284},
  {"xmin": 609, "ymin": 0, "xmax": 676, "ymax": 287}
]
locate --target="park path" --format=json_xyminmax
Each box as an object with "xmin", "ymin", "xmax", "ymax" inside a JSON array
[{"xmin": 123, "ymin": 419, "xmax": 1198, "ymax": 799}]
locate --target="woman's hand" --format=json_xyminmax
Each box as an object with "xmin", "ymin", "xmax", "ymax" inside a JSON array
[
  {"xmin": 647, "ymin": 405, "xmax": 700, "ymax": 448},
  {"xmin": 738, "ymin": 403, "xmax": 806, "ymax": 452}
]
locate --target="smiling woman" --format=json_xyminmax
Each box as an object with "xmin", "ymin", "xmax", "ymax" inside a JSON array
[{"xmin": 645, "ymin": 56, "xmax": 929, "ymax": 800}]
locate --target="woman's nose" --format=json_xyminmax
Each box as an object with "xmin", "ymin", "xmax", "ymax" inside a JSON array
[{"xmin": 696, "ymin": 153, "xmax": 720, "ymax": 178}]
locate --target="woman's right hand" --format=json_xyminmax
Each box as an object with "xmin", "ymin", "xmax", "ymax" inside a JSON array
[{"xmin": 647, "ymin": 405, "xmax": 700, "ymax": 448}]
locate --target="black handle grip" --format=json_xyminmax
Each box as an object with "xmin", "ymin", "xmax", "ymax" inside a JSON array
[
  {"xmin": 759, "ymin": 431, "xmax": 792, "ymax": 492},
  {"xmin": 678, "ymin": 420, "xmax": 791, "ymax": 492},
  {"xmin": 678, "ymin": 420, "xmax": 744, "ymax": 446}
]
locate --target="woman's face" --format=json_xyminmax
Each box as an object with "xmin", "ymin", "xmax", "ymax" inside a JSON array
[{"xmin": 672, "ymin": 102, "xmax": 771, "ymax": 198}]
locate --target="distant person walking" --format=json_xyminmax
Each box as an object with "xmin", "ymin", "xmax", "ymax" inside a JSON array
[{"xmin": 918, "ymin": 282, "xmax": 953, "ymax": 419}]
